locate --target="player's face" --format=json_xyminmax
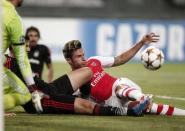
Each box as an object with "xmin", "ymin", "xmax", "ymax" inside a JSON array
[
  {"xmin": 27, "ymin": 31, "xmax": 39, "ymax": 47},
  {"xmin": 69, "ymin": 48, "xmax": 86, "ymax": 69}
]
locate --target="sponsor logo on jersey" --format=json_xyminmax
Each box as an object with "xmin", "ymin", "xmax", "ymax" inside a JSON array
[
  {"xmin": 34, "ymin": 51, "xmax": 39, "ymax": 57},
  {"xmin": 91, "ymin": 71, "xmax": 105, "ymax": 87},
  {"xmin": 29, "ymin": 58, "xmax": 40, "ymax": 64}
]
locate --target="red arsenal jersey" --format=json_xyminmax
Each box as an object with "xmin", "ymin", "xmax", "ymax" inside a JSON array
[{"xmin": 87, "ymin": 58, "xmax": 117, "ymax": 101}]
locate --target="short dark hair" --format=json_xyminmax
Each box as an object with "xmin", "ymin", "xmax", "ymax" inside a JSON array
[
  {"xmin": 63, "ymin": 40, "xmax": 82, "ymax": 59},
  {"xmin": 25, "ymin": 26, "xmax": 40, "ymax": 40}
]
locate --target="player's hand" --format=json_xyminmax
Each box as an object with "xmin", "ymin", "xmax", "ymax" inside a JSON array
[
  {"xmin": 141, "ymin": 33, "xmax": 160, "ymax": 45},
  {"xmin": 28, "ymin": 84, "xmax": 50, "ymax": 113},
  {"xmin": 31, "ymin": 90, "xmax": 49, "ymax": 114},
  {"xmin": 31, "ymin": 90, "xmax": 43, "ymax": 113}
]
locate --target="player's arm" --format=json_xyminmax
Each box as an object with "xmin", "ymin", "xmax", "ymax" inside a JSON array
[
  {"xmin": 88, "ymin": 56, "xmax": 115, "ymax": 68},
  {"xmin": 112, "ymin": 33, "xmax": 160, "ymax": 67},
  {"xmin": 46, "ymin": 63, "xmax": 53, "ymax": 83},
  {"xmin": 8, "ymin": 16, "xmax": 35, "ymax": 86},
  {"xmin": 44, "ymin": 46, "xmax": 53, "ymax": 83}
]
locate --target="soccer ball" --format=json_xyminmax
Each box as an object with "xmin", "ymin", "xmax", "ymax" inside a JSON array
[{"xmin": 141, "ymin": 46, "xmax": 164, "ymax": 70}]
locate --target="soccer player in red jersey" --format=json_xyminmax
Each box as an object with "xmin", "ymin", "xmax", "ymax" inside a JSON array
[{"xmin": 63, "ymin": 33, "xmax": 185, "ymax": 116}]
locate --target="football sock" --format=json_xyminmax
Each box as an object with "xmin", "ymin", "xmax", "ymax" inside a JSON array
[
  {"xmin": 118, "ymin": 87, "xmax": 144, "ymax": 101},
  {"xmin": 150, "ymin": 103, "xmax": 185, "ymax": 116}
]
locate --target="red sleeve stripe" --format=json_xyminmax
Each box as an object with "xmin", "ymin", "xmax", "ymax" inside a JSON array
[
  {"xmin": 165, "ymin": 106, "xmax": 174, "ymax": 116},
  {"xmin": 156, "ymin": 104, "xmax": 163, "ymax": 115}
]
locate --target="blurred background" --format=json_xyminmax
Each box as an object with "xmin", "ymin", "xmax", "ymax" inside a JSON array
[
  {"xmin": 17, "ymin": 0, "xmax": 185, "ymax": 62},
  {"xmin": 5, "ymin": 2, "xmax": 185, "ymax": 130}
]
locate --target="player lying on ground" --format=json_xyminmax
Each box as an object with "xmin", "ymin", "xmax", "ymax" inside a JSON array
[
  {"xmin": 4, "ymin": 55, "xmax": 150, "ymax": 116},
  {"xmin": 63, "ymin": 33, "xmax": 185, "ymax": 116}
]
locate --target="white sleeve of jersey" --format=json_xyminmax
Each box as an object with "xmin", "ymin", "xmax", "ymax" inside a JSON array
[{"xmin": 88, "ymin": 56, "xmax": 115, "ymax": 68}]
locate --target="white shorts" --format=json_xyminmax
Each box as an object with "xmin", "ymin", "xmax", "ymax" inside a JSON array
[{"xmin": 105, "ymin": 77, "xmax": 142, "ymax": 107}]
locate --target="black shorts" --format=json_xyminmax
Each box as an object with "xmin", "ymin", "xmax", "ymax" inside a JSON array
[
  {"xmin": 23, "ymin": 93, "xmax": 76, "ymax": 114},
  {"xmin": 24, "ymin": 74, "xmax": 76, "ymax": 114},
  {"xmin": 34, "ymin": 74, "xmax": 74, "ymax": 97}
]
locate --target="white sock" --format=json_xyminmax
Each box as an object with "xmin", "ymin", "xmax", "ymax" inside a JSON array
[
  {"xmin": 118, "ymin": 87, "xmax": 144, "ymax": 101},
  {"xmin": 173, "ymin": 108, "xmax": 185, "ymax": 116},
  {"xmin": 150, "ymin": 103, "xmax": 185, "ymax": 116}
]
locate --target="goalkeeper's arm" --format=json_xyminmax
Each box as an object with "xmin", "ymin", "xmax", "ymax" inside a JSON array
[{"xmin": 9, "ymin": 16, "xmax": 35, "ymax": 87}]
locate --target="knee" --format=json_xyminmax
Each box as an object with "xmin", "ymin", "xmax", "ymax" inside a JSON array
[
  {"xmin": 21, "ymin": 93, "xmax": 31, "ymax": 105},
  {"xmin": 74, "ymin": 98, "xmax": 95, "ymax": 114}
]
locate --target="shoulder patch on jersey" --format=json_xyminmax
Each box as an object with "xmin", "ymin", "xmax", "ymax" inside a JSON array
[{"xmin": 19, "ymin": 36, "xmax": 25, "ymax": 44}]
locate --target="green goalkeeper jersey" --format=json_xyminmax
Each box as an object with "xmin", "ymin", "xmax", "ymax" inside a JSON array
[{"xmin": 2, "ymin": 0, "xmax": 34, "ymax": 86}]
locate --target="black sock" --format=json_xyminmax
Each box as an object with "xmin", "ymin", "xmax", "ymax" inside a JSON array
[{"xmin": 93, "ymin": 104, "xmax": 126, "ymax": 116}]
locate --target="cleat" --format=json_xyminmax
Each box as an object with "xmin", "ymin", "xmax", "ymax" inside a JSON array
[
  {"xmin": 143, "ymin": 95, "xmax": 153, "ymax": 113},
  {"xmin": 127, "ymin": 96, "xmax": 151, "ymax": 116},
  {"xmin": 145, "ymin": 94, "xmax": 153, "ymax": 100}
]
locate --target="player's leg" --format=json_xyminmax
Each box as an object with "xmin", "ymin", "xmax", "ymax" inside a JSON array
[
  {"xmin": 114, "ymin": 78, "xmax": 185, "ymax": 116},
  {"xmin": 146, "ymin": 102, "xmax": 185, "ymax": 116},
  {"xmin": 35, "ymin": 69, "xmax": 92, "ymax": 97},
  {"xmin": 74, "ymin": 97, "xmax": 129, "ymax": 116},
  {"xmin": 42, "ymin": 94, "xmax": 127, "ymax": 116},
  {"xmin": 67, "ymin": 67, "xmax": 92, "ymax": 91},
  {"xmin": 115, "ymin": 78, "xmax": 144, "ymax": 101},
  {"xmin": 3, "ymin": 67, "xmax": 31, "ymax": 110},
  {"xmin": 105, "ymin": 83, "xmax": 151, "ymax": 116},
  {"xmin": 37, "ymin": 75, "xmax": 150, "ymax": 116}
]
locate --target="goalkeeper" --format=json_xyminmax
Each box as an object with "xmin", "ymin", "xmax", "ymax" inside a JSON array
[{"xmin": 2, "ymin": 0, "xmax": 43, "ymax": 113}]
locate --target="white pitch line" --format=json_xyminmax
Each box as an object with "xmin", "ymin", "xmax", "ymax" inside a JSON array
[{"xmin": 155, "ymin": 95, "xmax": 185, "ymax": 101}]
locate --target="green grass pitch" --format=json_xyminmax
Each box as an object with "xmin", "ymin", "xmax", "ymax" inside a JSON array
[{"xmin": 5, "ymin": 63, "xmax": 185, "ymax": 131}]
